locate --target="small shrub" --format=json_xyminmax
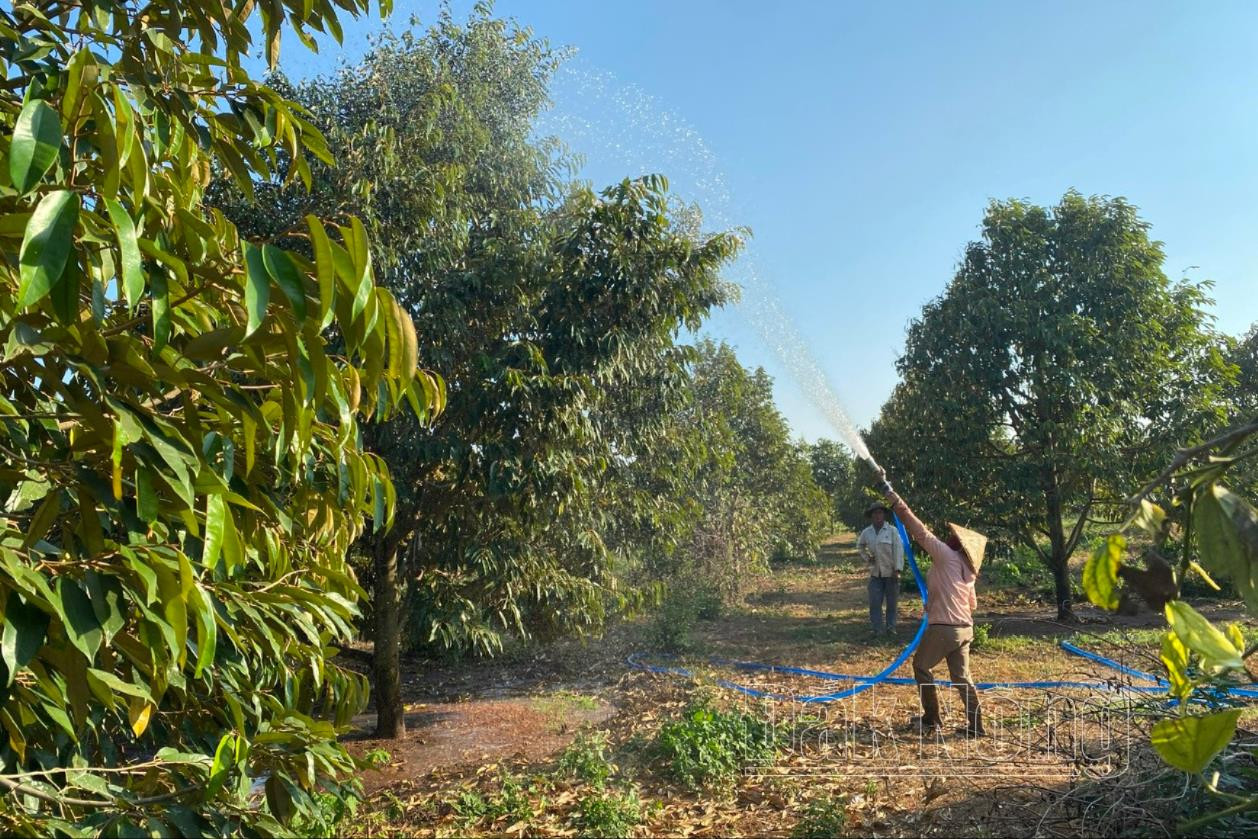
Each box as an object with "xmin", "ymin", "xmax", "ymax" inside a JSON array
[
  {"xmin": 291, "ymin": 787, "xmax": 362, "ymax": 837},
  {"xmin": 971, "ymin": 622, "xmax": 991, "ymax": 649},
  {"xmin": 654, "ymin": 700, "xmax": 782, "ymax": 790},
  {"xmin": 791, "ymin": 795, "xmax": 849, "ymax": 838},
  {"xmin": 572, "ymin": 786, "xmax": 643, "ymax": 838},
  {"xmin": 648, "ymin": 575, "xmax": 726, "ymax": 652},
  {"xmin": 450, "ymin": 787, "xmax": 489, "ymax": 823},
  {"xmin": 379, "ymin": 790, "xmax": 405, "ymax": 822},
  {"xmin": 448, "ymin": 773, "xmax": 541, "ymax": 828},
  {"xmin": 558, "ymin": 731, "xmax": 615, "ymax": 787},
  {"xmin": 900, "ymin": 553, "xmax": 932, "ymax": 592},
  {"xmin": 648, "ymin": 598, "xmax": 695, "ymax": 652},
  {"xmin": 362, "ymin": 748, "xmax": 391, "ymax": 769},
  {"xmin": 691, "ymin": 582, "xmax": 724, "ymax": 621},
  {"xmin": 982, "ymin": 546, "xmax": 1057, "ymax": 596}
]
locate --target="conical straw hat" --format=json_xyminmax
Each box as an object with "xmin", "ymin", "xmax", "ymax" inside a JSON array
[{"xmin": 947, "ymin": 523, "xmax": 987, "ymax": 575}]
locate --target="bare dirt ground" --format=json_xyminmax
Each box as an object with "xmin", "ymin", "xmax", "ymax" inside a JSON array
[{"xmin": 345, "ymin": 533, "xmax": 1258, "ymax": 837}]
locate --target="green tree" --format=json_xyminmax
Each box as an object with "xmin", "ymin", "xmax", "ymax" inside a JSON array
[
  {"xmin": 888, "ymin": 192, "xmax": 1233, "ymax": 619},
  {"xmin": 1231, "ymin": 322, "xmax": 1257, "ymax": 417},
  {"xmin": 808, "ymin": 439, "xmax": 855, "ymax": 526},
  {"xmin": 671, "ymin": 341, "xmax": 832, "ymax": 594},
  {"xmin": 0, "ymin": 0, "xmax": 435, "ymax": 832},
  {"xmin": 217, "ymin": 9, "xmax": 742, "ymax": 736},
  {"xmin": 775, "ymin": 442, "xmax": 834, "ymax": 560}
]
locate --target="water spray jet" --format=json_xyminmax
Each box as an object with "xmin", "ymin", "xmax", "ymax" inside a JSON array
[{"xmin": 540, "ymin": 62, "xmax": 879, "ymax": 465}]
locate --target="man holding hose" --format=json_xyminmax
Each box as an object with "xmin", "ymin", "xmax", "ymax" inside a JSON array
[{"xmin": 874, "ymin": 470, "xmax": 987, "ymax": 737}]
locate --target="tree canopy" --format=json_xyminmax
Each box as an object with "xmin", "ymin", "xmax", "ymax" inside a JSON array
[
  {"xmin": 877, "ymin": 192, "xmax": 1234, "ymax": 618},
  {"xmin": 215, "ymin": 10, "xmax": 755, "ymax": 735},
  {"xmin": 0, "ymin": 0, "xmax": 436, "ymax": 832}
]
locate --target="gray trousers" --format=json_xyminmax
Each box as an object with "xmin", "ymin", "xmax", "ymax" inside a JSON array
[{"xmin": 867, "ymin": 575, "xmax": 898, "ymax": 631}]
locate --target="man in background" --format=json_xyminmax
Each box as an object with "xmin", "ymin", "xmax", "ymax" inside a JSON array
[{"xmin": 856, "ymin": 501, "xmax": 904, "ymax": 637}]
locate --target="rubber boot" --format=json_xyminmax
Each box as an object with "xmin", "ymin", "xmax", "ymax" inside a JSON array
[
  {"xmin": 914, "ymin": 683, "xmax": 942, "ymax": 732},
  {"xmin": 963, "ymin": 696, "xmax": 985, "ymax": 738}
]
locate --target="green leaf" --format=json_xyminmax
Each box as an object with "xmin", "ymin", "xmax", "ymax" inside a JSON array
[
  {"xmin": 84, "ymin": 570, "xmax": 125, "ymax": 646},
  {"xmin": 306, "ymin": 215, "xmax": 335, "ymax": 327},
  {"xmin": 1, "ymin": 593, "xmax": 48, "ymax": 685},
  {"xmin": 17, "ymin": 190, "xmax": 80, "ymax": 309},
  {"xmin": 1164, "ymin": 600, "xmax": 1243, "ymax": 672},
  {"xmin": 48, "ymin": 252, "xmax": 81, "ymax": 325},
  {"xmin": 206, "ymin": 733, "xmax": 234, "ymax": 799},
  {"xmin": 383, "ymin": 290, "xmax": 403, "ymax": 379},
  {"xmin": 86, "ymin": 668, "xmax": 152, "ymax": 700},
  {"xmin": 21, "ymin": 491, "xmax": 61, "ymax": 549},
  {"xmin": 152, "ymin": 269, "xmax": 171, "ymax": 350},
  {"xmin": 153, "ymin": 747, "xmax": 213, "ymax": 768},
  {"xmin": 265, "ymin": 774, "xmax": 295, "ymax": 824},
  {"xmin": 262, "ymin": 244, "xmax": 308, "ymax": 322},
  {"xmin": 1082, "ymin": 534, "xmax": 1124, "ymax": 611},
  {"xmin": 1194, "ymin": 482, "xmax": 1258, "ymax": 613},
  {"xmin": 344, "ymin": 218, "xmax": 372, "ymax": 322},
  {"xmin": 202, "ymin": 494, "xmax": 226, "ymax": 568},
  {"xmin": 190, "ymin": 584, "xmax": 217, "ymax": 679},
  {"xmin": 243, "ymin": 242, "xmax": 270, "ymax": 337},
  {"xmin": 56, "ymin": 577, "xmax": 102, "ymax": 660},
  {"xmin": 136, "ymin": 468, "xmax": 159, "ymax": 525},
  {"xmin": 1151, "ymin": 709, "xmax": 1242, "ymax": 773},
  {"xmin": 9, "ymin": 99, "xmax": 62, "ymax": 194},
  {"xmin": 105, "ymin": 199, "xmax": 144, "ymax": 311}
]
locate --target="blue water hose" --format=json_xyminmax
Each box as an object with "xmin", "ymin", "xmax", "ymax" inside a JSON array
[
  {"xmin": 628, "ymin": 514, "xmax": 1258, "ymax": 703},
  {"xmin": 629, "ymin": 515, "xmax": 928, "ymax": 704}
]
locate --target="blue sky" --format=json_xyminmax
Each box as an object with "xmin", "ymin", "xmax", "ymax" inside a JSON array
[{"xmin": 272, "ymin": 1, "xmax": 1258, "ymax": 443}]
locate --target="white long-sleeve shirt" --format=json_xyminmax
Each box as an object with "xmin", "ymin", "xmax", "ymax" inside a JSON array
[{"xmin": 857, "ymin": 522, "xmax": 904, "ymax": 577}]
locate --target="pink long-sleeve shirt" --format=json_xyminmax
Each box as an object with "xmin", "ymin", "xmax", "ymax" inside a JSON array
[{"xmin": 890, "ymin": 495, "xmax": 977, "ymax": 627}]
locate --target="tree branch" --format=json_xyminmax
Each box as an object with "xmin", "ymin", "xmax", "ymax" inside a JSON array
[
  {"xmin": 1127, "ymin": 419, "xmax": 1258, "ymax": 505},
  {"xmin": 0, "ymin": 775, "xmax": 192, "ymax": 809},
  {"xmin": 1063, "ymin": 486, "xmax": 1096, "ymax": 557}
]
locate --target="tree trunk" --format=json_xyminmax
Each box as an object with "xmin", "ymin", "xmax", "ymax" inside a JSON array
[
  {"xmin": 1051, "ymin": 553, "xmax": 1074, "ymax": 622},
  {"xmin": 372, "ymin": 536, "xmax": 405, "ymax": 738},
  {"xmin": 1043, "ymin": 480, "xmax": 1076, "ymax": 622}
]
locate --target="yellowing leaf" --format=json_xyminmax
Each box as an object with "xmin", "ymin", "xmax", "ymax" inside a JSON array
[
  {"xmin": 1188, "ymin": 561, "xmax": 1221, "ymax": 591},
  {"xmin": 1159, "ymin": 631, "xmax": 1193, "ymax": 702},
  {"xmin": 1151, "ymin": 709, "xmax": 1242, "ymax": 774},
  {"xmin": 1194, "ymin": 482, "xmax": 1258, "ymax": 613},
  {"xmin": 1128, "ymin": 498, "xmax": 1166, "ymax": 537},
  {"xmin": 1164, "ymin": 600, "xmax": 1243, "ymax": 672},
  {"xmin": 128, "ymin": 696, "xmax": 153, "ymax": 738},
  {"xmin": 111, "ymin": 419, "xmax": 123, "ymax": 501},
  {"xmin": 1083, "ymin": 534, "xmax": 1124, "ymax": 610},
  {"xmin": 1226, "ymin": 623, "xmax": 1246, "ymax": 656}
]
